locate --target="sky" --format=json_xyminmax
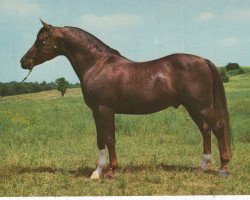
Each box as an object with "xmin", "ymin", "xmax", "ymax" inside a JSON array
[{"xmin": 0, "ymin": 0, "xmax": 249, "ymax": 83}]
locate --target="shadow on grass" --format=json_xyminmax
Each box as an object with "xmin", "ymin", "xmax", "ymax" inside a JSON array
[
  {"xmin": 11, "ymin": 165, "xmax": 95, "ymax": 178},
  {"xmin": 69, "ymin": 167, "xmax": 95, "ymax": 177},
  {"xmin": 120, "ymin": 163, "xmax": 218, "ymax": 175},
  {"xmin": 159, "ymin": 164, "xmax": 218, "ymax": 175},
  {"xmin": 9, "ymin": 163, "xmax": 217, "ymax": 178}
]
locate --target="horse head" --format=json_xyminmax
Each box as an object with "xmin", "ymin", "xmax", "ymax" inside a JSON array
[{"xmin": 20, "ymin": 20, "xmax": 60, "ymax": 70}]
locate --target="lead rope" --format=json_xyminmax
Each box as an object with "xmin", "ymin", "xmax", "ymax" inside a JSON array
[{"xmin": 20, "ymin": 68, "xmax": 33, "ymax": 83}]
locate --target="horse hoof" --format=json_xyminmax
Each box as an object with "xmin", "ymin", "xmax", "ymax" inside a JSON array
[
  {"xmin": 218, "ymin": 170, "xmax": 230, "ymax": 177},
  {"xmin": 104, "ymin": 170, "xmax": 114, "ymax": 179},
  {"xmin": 90, "ymin": 170, "xmax": 101, "ymax": 179}
]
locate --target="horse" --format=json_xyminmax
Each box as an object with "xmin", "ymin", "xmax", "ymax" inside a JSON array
[{"xmin": 20, "ymin": 20, "xmax": 232, "ymax": 179}]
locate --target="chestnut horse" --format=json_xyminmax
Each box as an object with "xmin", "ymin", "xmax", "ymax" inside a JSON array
[{"xmin": 20, "ymin": 21, "xmax": 232, "ymax": 178}]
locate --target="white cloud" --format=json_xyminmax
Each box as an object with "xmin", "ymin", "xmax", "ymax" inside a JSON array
[
  {"xmin": 218, "ymin": 38, "xmax": 239, "ymax": 47},
  {"xmin": 196, "ymin": 12, "xmax": 214, "ymax": 21},
  {"xmin": 78, "ymin": 13, "xmax": 143, "ymax": 29},
  {"xmin": 196, "ymin": 8, "xmax": 250, "ymax": 22},
  {"xmin": 227, "ymin": 8, "xmax": 250, "ymax": 20},
  {"xmin": 0, "ymin": 0, "xmax": 40, "ymax": 17}
]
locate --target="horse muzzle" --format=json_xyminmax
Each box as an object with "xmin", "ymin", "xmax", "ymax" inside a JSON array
[{"xmin": 20, "ymin": 57, "xmax": 34, "ymax": 70}]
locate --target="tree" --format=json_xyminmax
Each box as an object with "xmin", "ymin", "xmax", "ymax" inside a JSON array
[
  {"xmin": 55, "ymin": 77, "xmax": 69, "ymax": 98},
  {"xmin": 225, "ymin": 63, "xmax": 240, "ymax": 71}
]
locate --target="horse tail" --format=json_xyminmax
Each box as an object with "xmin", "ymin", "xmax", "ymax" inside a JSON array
[{"xmin": 205, "ymin": 59, "xmax": 232, "ymax": 158}]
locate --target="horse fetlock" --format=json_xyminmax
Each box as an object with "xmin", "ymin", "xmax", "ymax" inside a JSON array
[
  {"xmin": 220, "ymin": 163, "xmax": 229, "ymax": 172},
  {"xmin": 98, "ymin": 149, "xmax": 106, "ymax": 166},
  {"xmin": 200, "ymin": 160, "xmax": 211, "ymax": 171},
  {"xmin": 98, "ymin": 161, "xmax": 107, "ymax": 169},
  {"xmin": 200, "ymin": 154, "xmax": 212, "ymax": 171},
  {"xmin": 103, "ymin": 169, "xmax": 115, "ymax": 179},
  {"xmin": 220, "ymin": 157, "xmax": 230, "ymax": 166},
  {"xmin": 110, "ymin": 163, "xmax": 118, "ymax": 172}
]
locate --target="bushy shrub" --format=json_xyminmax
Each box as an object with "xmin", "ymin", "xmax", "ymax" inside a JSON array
[
  {"xmin": 222, "ymin": 75, "xmax": 229, "ymax": 83},
  {"xmin": 226, "ymin": 63, "xmax": 240, "ymax": 71},
  {"xmin": 238, "ymin": 68, "xmax": 245, "ymax": 75},
  {"xmin": 219, "ymin": 68, "xmax": 227, "ymax": 76},
  {"xmin": 227, "ymin": 69, "xmax": 239, "ymax": 77},
  {"xmin": 219, "ymin": 68, "xmax": 229, "ymax": 83},
  {"xmin": 224, "ymin": 63, "xmax": 245, "ymax": 77}
]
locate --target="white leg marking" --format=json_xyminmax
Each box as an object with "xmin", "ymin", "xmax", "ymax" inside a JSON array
[
  {"xmin": 200, "ymin": 154, "xmax": 211, "ymax": 171},
  {"xmin": 90, "ymin": 149, "xmax": 106, "ymax": 179}
]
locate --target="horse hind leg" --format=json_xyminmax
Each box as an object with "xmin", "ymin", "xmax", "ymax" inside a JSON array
[
  {"xmin": 188, "ymin": 106, "xmax": 230, "ymax": 176},
  {"xmin": 211, "ymin": 121, "xmax": 230, "ymax": 176},
  {"xmin": 185, "ymin": 106, "xmax": 212, "ymax": 171},
  {"xmin": 200, "ymin": 122, "xmax": 212, "ymax": 171}
]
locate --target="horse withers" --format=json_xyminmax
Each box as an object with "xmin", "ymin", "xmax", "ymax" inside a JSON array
[{"xmin": 20, "ymin": 21, "xmax": 232, "ymax": 179}]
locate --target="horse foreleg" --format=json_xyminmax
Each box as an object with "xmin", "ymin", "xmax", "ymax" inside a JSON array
[{"xmin": 90, "ymin": 106, "xmax": 117, "ymax": 179}]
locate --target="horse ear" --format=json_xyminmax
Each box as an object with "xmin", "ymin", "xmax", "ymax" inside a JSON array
[{"xmin": 40, "ymin": 19, "xmax": 52, "ymax": 30}]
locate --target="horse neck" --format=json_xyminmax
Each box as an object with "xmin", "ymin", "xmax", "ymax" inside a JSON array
[{"xmin": 57, "ymin": 28, "xmax": 108, "ymax": 82}]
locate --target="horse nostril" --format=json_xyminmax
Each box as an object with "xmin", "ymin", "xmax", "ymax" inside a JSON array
[{"xmin": 20, "ymin": 57, "xmax": 34, "ymax": 69}]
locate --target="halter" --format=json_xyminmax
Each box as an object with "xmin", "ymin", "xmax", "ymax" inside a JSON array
[
  {"xmin": 35, "ymin": 31, "xmax": 58, "ymax": 60},
  {"xmin": 20, "ymin": 30, "xmax": 57, "ymax": 83}
]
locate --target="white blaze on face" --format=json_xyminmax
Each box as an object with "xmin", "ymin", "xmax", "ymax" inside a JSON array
[
  {"xmin": 90, "ymin": 149, "xmax": 106, "ymax": 179},
  {"xmin": 200, "ymin": 154, "xmax": 212, "ymax": 171}
]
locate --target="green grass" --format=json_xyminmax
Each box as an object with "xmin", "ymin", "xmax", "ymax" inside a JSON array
[{"xmin": 0, "ymin": 69, "xmax": 249, "ymax": 196}]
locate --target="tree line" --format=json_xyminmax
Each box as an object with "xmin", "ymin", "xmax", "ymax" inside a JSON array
[{"xmin": 0, "ymin": 78, "xmax": 80, "ymax": 97}]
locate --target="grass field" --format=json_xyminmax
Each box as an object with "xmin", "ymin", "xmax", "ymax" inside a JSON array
[{"xmin": 0, "ymin": 68, "xmax": 249, "ymax": 196}]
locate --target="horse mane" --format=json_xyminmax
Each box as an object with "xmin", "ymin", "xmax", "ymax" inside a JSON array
[{"xmin": 64, "ymin": 26, "xmax": 121, "ymax": 56}]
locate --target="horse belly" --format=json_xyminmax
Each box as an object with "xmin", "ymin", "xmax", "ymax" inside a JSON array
[
  {"xmin": 115, "ymin": 101, "xmax": 173, "ymax": 114},
  {"xmin": 115, "ymin": 89, "xmax": 179, "ymax": 114}
]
